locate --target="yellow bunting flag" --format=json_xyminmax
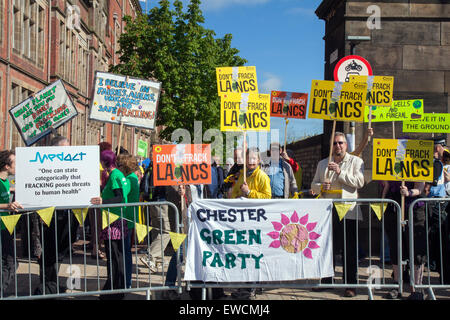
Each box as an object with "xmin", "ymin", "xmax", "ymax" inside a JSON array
[
  {"xmin": 102, "ymin": 210, "xmax": 120, "ymax": 230},
  {"xmin": 334, "ymin": 203, "xmax": 353, "ymax": 221},
  {"xmin": 169, "ymin": 232, "xmax": 187, "ymax": 252},
  {"xmin": 370, "ymin": 203, "xmax": 388, "ymax": 221},
  {"xmin": 1, "ymin": 214, "xmax": 21, "ymax": 235},
  {"xmin": 37, "ymin": 207, "xmax": 55, "ymax": 227},
  {"xmin": 73, "ymin": 208, "xmax": 89, "ymax": 225},
  {"xmin": 135, "ymin": 223, "xmax": 152, "ymax": 244}
]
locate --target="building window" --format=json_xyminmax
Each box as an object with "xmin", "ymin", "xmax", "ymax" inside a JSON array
[
  {"xmin": 59, "ymin": 21, "xmax": 65, "ymax": 77},
  {"xmin": 37, "ymin": 5, "xmax": 45, "ymax": 68},
  {"xmin": 12, "ymin": 0, "xmax": 21, "ymax": 53},
  {"xmin": 11, "ymin": 83, "xmax": 34, "ymax": 148}
]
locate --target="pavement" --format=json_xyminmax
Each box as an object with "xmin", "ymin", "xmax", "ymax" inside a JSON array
[{"xmin": 3, "ymin": 238, "xmax": 450, "ymax": 301}]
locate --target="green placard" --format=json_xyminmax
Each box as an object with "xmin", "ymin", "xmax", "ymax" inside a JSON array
[
  {"xmin": 137, "ymin": 139, "xmax": 148, "ymax": 157},
  {"xmin": 365, "ymin": 99, "xmax": 424, "ymax": 122},
  {"xmin": 403, "ymin": 113, "xmax": 450, "ymax": 133}
]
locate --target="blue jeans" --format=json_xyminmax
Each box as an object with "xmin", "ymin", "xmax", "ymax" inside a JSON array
[{"xmin": 165, "ymin": 245, "xmax": 184, "ymax": 287}]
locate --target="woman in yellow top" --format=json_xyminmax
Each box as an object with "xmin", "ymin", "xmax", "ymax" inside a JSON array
[{"xmin": 231, "ymin": 147, "xmax": 272, "ymax": 199}]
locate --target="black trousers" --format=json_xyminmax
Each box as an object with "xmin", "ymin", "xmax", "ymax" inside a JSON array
[
  {"xmin": 322, "ymin": 208, "xmax": 358, "ymax": 285},
  {"xmin": 100, "ymin": 239, "xmax": 125, "ymax": 300},
  {"xmin": 1, "ymin": 229, "xmax": 17, "ymax": 295},
  {"xmin": 34, "ymin": 210, "xmax": 79, "ymax": 295},
  {"xmin": 428, "ymin": 201, "xmax": 449, "ymax": 283}
]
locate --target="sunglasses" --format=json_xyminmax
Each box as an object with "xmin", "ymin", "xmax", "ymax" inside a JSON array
[{"xmin": 333, "ymin": 141, "xmax": 345, "ymax": 146}]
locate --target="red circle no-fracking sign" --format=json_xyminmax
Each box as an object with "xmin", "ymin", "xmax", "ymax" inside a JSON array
[{"xmin": 333, "ymin": 55, "xmax": 373, "ymax": 82}]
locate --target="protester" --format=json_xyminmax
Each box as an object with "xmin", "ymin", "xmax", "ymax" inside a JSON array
[
  {"xmin": 34, "ymin": 136, "xmax": 80, "ymax": 296},
  {"xmin": 311, "ymin": 132, "xmax": 365, "ymax": 298},
  {"xmin": 90, "ymin": 141, "xmax": 113, "ymax": 260},
  {"xmin": 231, "ymin": 147, "xmax": 271, "ymax": 299},
  {"xmin": 205, "ymin": 156, "xmax": 225, "ymax": 199},
  {"xmin": 426, "ymin": 137, "xmax": 449, "ymax": 288},
  {"xmin": 0, "ymin": 150, "xmax": 23, "ymax": 296},
  {"xmin": 90, "ymin": 150, "xmax": 129, "ymax": 300},
  {"xmin": 117, "ymin": 154, "xmax": 141, "ymax": 289},
  {"xmin": 381, "ymin": 180, "xmax": 426, "ymax": 299},
  {"xmin": 282, "ymin": 148, "xmax": 302, "ymax": 191},
  {"xmin": 139, "ymin": 157, "xmax": 172, "ymax": 273},
  {"xmin": 262, "ymin": 142, "xmax": 297, "ymax": 199},
  {"xmin": 223, "ymin": 147, "xmax": 244, "ymax": 198}
]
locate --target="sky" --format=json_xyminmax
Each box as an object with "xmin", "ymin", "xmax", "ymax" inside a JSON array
[{"xmin": 139, "ymin": 0, "xmax": 325, "ymax": 146}]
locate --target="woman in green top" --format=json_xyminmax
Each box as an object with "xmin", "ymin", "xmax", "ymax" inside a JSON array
[
  {"xmin": 90, "ymin": 150, "xmax": 128, "ymax": 299},
  {"xmin": 117, "ymin": 154, "xmax": 141, "ymax": 289}
]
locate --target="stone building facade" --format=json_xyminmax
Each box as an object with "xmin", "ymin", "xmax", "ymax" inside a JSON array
[
  {"xmin": 293, "ymin": 0, "xmax": 450, "ymax": 194},
  {"xmin": 0, "ymin": 0, "xmax": 155, "ymax": 155}
]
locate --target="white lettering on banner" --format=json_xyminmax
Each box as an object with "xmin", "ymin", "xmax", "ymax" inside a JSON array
[{"xmin": 184, "ymin": 199, "xmax": 334, "ymax": 282}]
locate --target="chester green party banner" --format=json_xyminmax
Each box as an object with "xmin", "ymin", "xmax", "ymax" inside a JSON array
[{"xmin": 184, "ymin": 199, "xmax": 333, "ymax": 282}]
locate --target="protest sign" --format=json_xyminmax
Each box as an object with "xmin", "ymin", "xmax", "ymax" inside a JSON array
[
  {"xmin": 270, "ymin": 91, "xmax": 308, "ymax": 119},
  {"xmin": 15, "ymin": 146, "xmax": 100, "ymax": 208},
  {"xmin": 403, "ymin": 113, "xmax": 450, "ymax": 133},
  {"xmin": 216, "ymin": 66, "xmax": 258, "ymax": 96},
  {"xmin": 372, "ymin": 139, "xmax": 434, "ymax": 182},
  {"xmin": 184, "ymin": 199, "xmax": 334, "ymax": 282},
  {"xmin": 365, "ymin": 99, "xmax": 424, "ymax": 122},
  {"xmin": 137, "ymin": 139, "xmax": 148, "ymax": 157},
  {"xmin": 9, "ymin": 80, "xmax": 78, "ymax": 146},
  {"xmin": 349, "ymin": 75, "xmax": 394, "ymax": 107},
  {"xmin": 220, "ymin": 93, "xmax": 270, "ymax": 131},
  {"xmin": 89, "ymin": 71, "xmax": 161, "ymax": 129},
  {"xmin": 308, "ymin": 80, "xmax": 367, "ymax": 122},
  {"xmin": 152, "ymin": 144, "xmax": 211, "ymax": 186}
]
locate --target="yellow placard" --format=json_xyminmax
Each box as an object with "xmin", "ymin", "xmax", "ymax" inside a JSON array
[
  {"xmin": 372, "ymin": 139, "xmax": 434, "ymax": 182},
  {"xmin": 365, "ymin": 99, "xmax": 424, "ymax": 122},
  {"xmin": 403, "ymin": 113, "xmax": 450, "ymax": 133},
  {"xmin": 308, "ymin": 80, "xmax": 367, "ymax": 122},
  {"xmin": 349, "ymin": 75, "xmax": 394, "ymax": 107},
  {"xmin": 216, "ymin": 66, "xmax": 258, "ymax": 96},
  {"xmin": 220, "ymin": 93, "xmax": 270, "ymax": 132}
]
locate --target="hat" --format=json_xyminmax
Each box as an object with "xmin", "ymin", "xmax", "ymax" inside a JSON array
[{"xmin": 433, "ymin": 136, "xmax": 446, "ymax": 146}]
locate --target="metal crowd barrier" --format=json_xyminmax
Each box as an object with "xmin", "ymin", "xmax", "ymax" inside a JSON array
[
  {"xmin": 186, "ymin": 198, "xmax": 403, "ymax": 300},
  {"xmin": 0, "ymin": 201, "xmax": 181, "ymax": 300},
  {"xmin": 408, "ymin": 198, "xmax": 450, "ymax": 300}
]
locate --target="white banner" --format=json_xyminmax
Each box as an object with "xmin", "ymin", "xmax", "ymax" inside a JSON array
[
  {"xmin": 15, "ymin": 146, "xmax": 100, "ymax": 208},
  {"xmin": 9, "ymin": 80, "xmax": 78, "ymax": 146},
  {"xmin": 184, "ymin": 199, "xmax": 334, "ymax": 282},
  {"xmin": 89, "ymin": 71, "xmax": 161, "ymax": 129}
]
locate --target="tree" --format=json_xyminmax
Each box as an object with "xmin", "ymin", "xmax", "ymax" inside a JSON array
[{"xmin": 110, "ymin": 0, "xmax": 247, "ymax": 142}]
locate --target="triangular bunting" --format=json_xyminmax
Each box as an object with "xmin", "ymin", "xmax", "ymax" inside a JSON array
[
  {"xmin": 169, "ymin": 232, "xmax": 187, "ymax": 252},
  {"xmin": 102, "ymin": 210, "xmax": 120, "ymax": 230},
  {"xmin": 370, "ymin": 203, "xmax": 388, "ymax": 221},
  {"xmin": 37, "ymin": 207, "xmax": 55, "ymax": 227},
  {"xmin": 1, "ymin": 214, "xmax": 21, "ymax": 235},
  {"xmin": 135, "ymin": 223, "xmax": 152, "ymax": 244},
  {"xmin": 334, "ymin": 203, "xmax": 353, "ymax": 221},
  {"xmin": 73, "ymin": 208, "xmax": 89, "ymax": 225}
]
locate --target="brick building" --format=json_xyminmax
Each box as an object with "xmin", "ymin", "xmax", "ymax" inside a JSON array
[
  {"xmin": 0, "ymin": 0, "xmax": 154, "ymax": 154},
  {"xmin": 292, "ymin": 0, "xmax": 450, "ymax": 193}
]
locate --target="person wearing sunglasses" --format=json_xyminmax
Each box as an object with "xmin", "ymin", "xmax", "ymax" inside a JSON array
[{"xmin": 311, "ymin": 131, "xmax": 365, "ymax": 298}]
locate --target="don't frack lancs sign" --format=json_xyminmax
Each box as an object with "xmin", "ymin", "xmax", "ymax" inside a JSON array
[
  {"xmin": 153, "ymin": 144, "xmax": 212, "ymax": 186},
  {"xmin": 15, "ymin": 146, "xmax": 100, "ymax": 208},
  {"xmin": 89, "ymin": 71, "xmax": 161, "ymax": 129},
  {"xmin": 307, "ymin": 80, "xmax": 367, "ymax": 122},
  {"xmin": 216, "ymin": 66, "xmax": 258, "ymax": 96},
  {"xmin": 9, "ymin": 80, "xmax": 78, "ymax": 146},
  {"xmin": 220, "ymin": 93, "xmax": 270, "ymax": 131},
  {"xmin": 372, "ymin": 139, "xmax": 434, "ymax": 182}
]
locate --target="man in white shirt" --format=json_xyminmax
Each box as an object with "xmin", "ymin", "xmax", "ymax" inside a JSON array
[{"xmin": 311, "ymin": 132, "xmax": 365, "ymax": 298}]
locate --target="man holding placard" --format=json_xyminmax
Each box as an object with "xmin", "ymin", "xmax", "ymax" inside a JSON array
[{"xmin": 311, "ymin": 132, "xmax": 365, "ymax": 298}]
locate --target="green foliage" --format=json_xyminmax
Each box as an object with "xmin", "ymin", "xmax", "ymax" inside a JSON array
[{"xmin": 110, "ymin": 0, "xmax": 247, "ymax": 141}]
